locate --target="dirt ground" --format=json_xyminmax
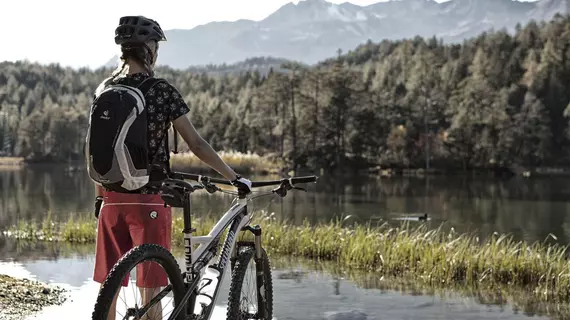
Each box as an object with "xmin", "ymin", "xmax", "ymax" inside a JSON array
[{"xmin": 0, "ymin": 274, "xmax": 67, "ymax": 320}]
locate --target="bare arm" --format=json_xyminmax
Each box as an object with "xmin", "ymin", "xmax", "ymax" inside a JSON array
[
  {"xmin": 172, "ymin": 115, "xmax": 238, "ymax": 181},
  {"xmin": 95, "ymin": 184, "xmax": 104, "ymax": 197}
]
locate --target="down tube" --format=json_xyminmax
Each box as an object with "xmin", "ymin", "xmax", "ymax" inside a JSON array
[{"xmin": 204, "ymin": 206, "xmax": 250, "ymax": 320}]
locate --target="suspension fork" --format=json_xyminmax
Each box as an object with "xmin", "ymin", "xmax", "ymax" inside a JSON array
[{"xmin": 243, "ymin": 224, "xmax": 267, "ymax": 319}]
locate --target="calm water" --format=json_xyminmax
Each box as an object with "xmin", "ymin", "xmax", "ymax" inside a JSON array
[
  {"xmin": 1, "ymin": 166, "xmax": 570, "ymax": 244},
  {"xmin": 0, "ymin": 239, "xmax": 554, "ymax": 320},
  {"xmin": 0, "ymin": 166, "xmax": 568, "ymax": 319}
]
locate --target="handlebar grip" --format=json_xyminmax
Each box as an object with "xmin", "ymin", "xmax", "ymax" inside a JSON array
[
  {"xmin": 290, "ymin": 176, "xmax": 318, "ymax": 184},
  {"xmin": 171, "ymin": 172, "xmax": 232, "ymax": 185}
]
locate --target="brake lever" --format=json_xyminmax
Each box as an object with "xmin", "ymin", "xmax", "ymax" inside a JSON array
[
  {"xmin": 203, "ymin": 182, "xmax": 220, "ymax": 194},
  {"xmin": 272, "ymin": 185, "xmax": 287, "ymax": 198},
  {"xmin": 271, "ymin": 184, "xmax": 306, "ymax": 198}
]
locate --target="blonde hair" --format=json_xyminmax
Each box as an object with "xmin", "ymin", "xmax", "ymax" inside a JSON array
[{"xmin": 111, "ymin": 41, "xmax": 157, "ymax": 78}]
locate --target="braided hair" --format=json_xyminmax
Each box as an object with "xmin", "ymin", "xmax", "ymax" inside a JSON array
[{"xmin": 111, "ymin": 42, "xmax": 157, "ymax": 79}]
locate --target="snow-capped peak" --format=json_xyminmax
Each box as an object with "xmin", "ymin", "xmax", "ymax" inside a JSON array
[{"xmin": 265, "ymin": 0, "xmax": 369, "ymax": 25}]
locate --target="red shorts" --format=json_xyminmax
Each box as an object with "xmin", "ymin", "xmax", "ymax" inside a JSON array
[{"xmin": 93, "ymin": 191, "xmax": 172, "ymax": 288}]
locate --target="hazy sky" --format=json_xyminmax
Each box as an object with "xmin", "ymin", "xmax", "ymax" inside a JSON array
[{"xmin": 1, "ymin": 0, "xmax": 537, "ymax": 69}]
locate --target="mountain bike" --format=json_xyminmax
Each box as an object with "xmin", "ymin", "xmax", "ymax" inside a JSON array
[{"xmin": 91, "ymin": 171, "xmax": 318, "ymax": 320}]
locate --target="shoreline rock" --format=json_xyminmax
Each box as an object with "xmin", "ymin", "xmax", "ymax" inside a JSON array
[{"xmin": 0, "ymin": 274, "xmax": 67, "ymax": 320}]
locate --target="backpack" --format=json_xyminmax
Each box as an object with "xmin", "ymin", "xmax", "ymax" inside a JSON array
[{"xmin": 85, "ymin": 76, "xmax": 166, "ymax": 193}]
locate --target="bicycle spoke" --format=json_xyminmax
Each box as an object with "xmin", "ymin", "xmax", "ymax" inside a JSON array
[
  {"xmin": 238, "ymin": 258, "xmax": 258, "ymax": 319},
  {"xmin": 118, "ymin": 286, "xmax": 129, "ymax": 319},
  {"xmin": 142, "ymin": 262, "xmax": 157, "ymax": 319},
  {"xmin": 130, "ymin": 273, "xmax": 139, "ymax": 316},
  {"xmin": 159, "ymin": 288, "xmax": 175, "ymax": 320},
  {"xmin": 111, "ymin": 261, "xmax": 177, "ymax": 320}
]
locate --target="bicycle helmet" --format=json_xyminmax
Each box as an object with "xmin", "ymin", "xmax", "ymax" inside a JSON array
[{"xmin": 115, "ymin": 16, "xmax": 167, "ymax": 45}]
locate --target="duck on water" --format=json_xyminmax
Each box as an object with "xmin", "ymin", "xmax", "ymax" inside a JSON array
[{"xmin": 391, "ymin": 213, "xmax": 429, "ymax": 222}]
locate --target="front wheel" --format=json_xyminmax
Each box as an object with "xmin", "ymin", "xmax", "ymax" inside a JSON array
[{"xmin": 226, "ymin": 246, "xmax": 273, "ymax": 320}]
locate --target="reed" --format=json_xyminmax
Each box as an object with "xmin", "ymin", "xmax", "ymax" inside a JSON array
[
  {"xmin": 0, "ymin": 156, "xmax": 24, "ymax": 170},
  {"xmin": 6, "ymin": 240, "xmax": 570, "ymax": 319},
  {"xmin": 169, "ymin": 151, "xmax": 282, "ymax": 174},
  {"xmin": 5, "ymin": 212, "xmax": 570, "ymax": 303}
]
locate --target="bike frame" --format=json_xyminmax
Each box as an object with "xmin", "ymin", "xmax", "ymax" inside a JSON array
[
  {"xmin": 187, "ymin": 199, "xmax": 249, "ymax": 273},
  {"xmin": 160, "ymin": 177, "xmax": 260, "ymax": 320},
  {"xmin": 181, "ymin": 197, "xmax": 252, "ymax": 319},
  {"xmin": 140, "ymin": 172, "xmax": 317, "ymax": 320}
]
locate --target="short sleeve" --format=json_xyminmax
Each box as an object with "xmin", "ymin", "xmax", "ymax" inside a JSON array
[{"xmin": 166, "ymin": 84, "xmax": 190, "ymax": 122}]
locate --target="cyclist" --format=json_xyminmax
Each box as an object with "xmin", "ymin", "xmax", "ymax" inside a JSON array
[{"xmin": 91, "ymin": 15, "xmax": 252, "ymax": 320}]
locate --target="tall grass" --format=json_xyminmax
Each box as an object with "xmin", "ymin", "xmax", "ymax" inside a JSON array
[
  {"xmin": 5, "ymin": 212, "xmax": 570, "ymax": 303},
  {"xmin": 9, "ymin": 212, "xmax": 96, "ymax": 243},
  {"xmin": 170, "ymin": 151, "xmax": 282, "ymax": 174},
  {"xmin": 0, "ymin": 156, "xmax": 24, "ymax": 170},
  {"xmin": 6, "ymin": 238, "xmax": 570, "ymax": 319}
]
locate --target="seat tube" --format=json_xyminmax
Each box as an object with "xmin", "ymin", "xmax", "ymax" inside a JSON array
[{"xmin": 182, "ymin": 192, "xmax": 194, "ymax": 283}]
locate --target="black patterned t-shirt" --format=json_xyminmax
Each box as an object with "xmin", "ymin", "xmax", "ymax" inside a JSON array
[{"xmin": 110, "ymin": 72, "xmax": 190, "ymax": 193}]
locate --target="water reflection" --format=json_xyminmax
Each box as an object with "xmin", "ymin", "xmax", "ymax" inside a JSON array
[
  {"xmin": 0, "ymin": 237, "xmax": 554, "ymax": 320},
  {"xmin": 269, "ymin": 256, "xmax": 567, "ymax": 320},
  {"xmin": 1, "ymin": 166, "xmax": 570, "ymax": 245}
]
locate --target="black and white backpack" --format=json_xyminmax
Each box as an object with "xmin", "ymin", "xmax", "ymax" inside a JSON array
[{"xmin": 85, "ymin": 76, "xmax": 165, "ymax": 193}]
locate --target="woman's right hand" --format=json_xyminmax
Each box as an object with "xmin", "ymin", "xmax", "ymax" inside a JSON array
[{"xmin": 231, "ymin": 175, "xmax": 252, "ymax": 195}]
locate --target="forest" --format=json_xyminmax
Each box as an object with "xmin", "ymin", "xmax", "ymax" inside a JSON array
[{"xmin": 2, "ymin": 14, "xmax": 570, "ymax": 175}]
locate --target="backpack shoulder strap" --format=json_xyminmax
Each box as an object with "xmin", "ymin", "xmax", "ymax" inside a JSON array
[
  {"xmin": 137, "ymin": 77, "xmax": 167, "ymax": 97},
  {"xmin": 94, "ymin": 76, "xmax": 115, "ymax": 99}
]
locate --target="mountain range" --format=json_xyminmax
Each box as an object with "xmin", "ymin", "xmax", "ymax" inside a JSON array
[{"xmin": 105, "ymin": 0, "xmax": 570, "ymax": 69}]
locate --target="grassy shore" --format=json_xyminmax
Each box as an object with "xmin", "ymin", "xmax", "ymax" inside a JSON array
[
  {"xmin": 5, "ymin": 212, "xmax": 570, "ymax": 304},
  {"xmin": 0, "ymin": 156, "xmax": 24, "ymax": 170},
  {"xmin": 4, "ymin": 240, "xmax": 570, "ymax": 320},
  {"xmin": 0, "ymin": 151, "xmax": 281, "ymax": 174},
  {"xmin": 170, "ymin": 151, "xmax": 283, "ymax": 174}
]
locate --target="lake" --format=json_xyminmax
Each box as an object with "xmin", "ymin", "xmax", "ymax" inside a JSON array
[
  {"xmin": 0, "ymin": 239, "xmax": 555, "ymax": 320},
  {"xmin": 1, "ymin": 166, "xmax": 569, "ymax": 245},
  {"xmin": 0, "ymin": 166, "xmax": 569, "ymax": 319}
]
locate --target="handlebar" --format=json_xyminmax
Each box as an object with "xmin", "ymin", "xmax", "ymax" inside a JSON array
[
  {"xmin": 170, "ymin": 172, "xmax": 318, "ymax": 188},
  {"xmin": 163, "ymin": 171, "xmax": 318, "ymax": 198}
]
